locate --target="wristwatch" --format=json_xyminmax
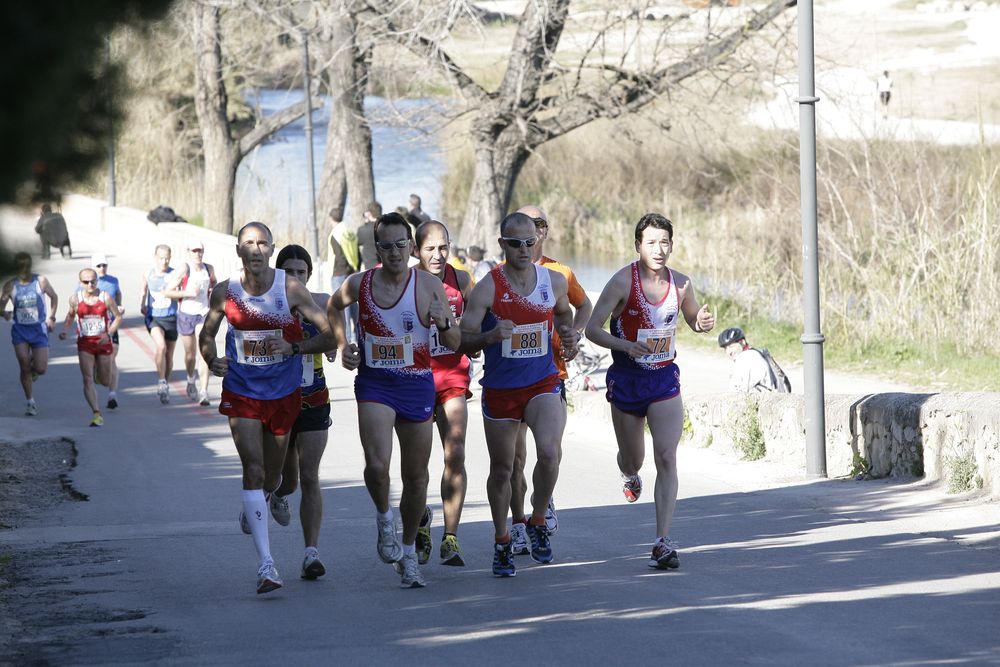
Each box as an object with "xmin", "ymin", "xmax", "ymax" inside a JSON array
[
  {"xmin": 437, "ymin": 318, "xmax": 451, "ymax": 332},
  {"xmin": 291, "ymin": 342, "xmax": 301, "ymax": 355}
]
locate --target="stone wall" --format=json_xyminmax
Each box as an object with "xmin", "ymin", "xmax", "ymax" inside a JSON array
[{"xmin": 571, "ymin": 390, "xmax": 1000, "ymax": 498}]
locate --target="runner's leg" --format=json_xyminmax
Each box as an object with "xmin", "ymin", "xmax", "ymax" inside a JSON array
[
  {"xmin": 509, "ymin": 423, "xmax": 529, "ymax": 521},
  {"xmin": 483, "ymin": 418, "xmax": 520, "ymax": 539},
  {"xmin": 523, "ymin": 393, "xmax": 566, "ymax": 522},
  {"xmin": 646, "ymin": 396, "xmax": 684, "ymax": 538},
  {"xmin": 434, "ymin": 395, "xmax": 468, "ymax": 535},
  {"xmin": 14, "ymin": 343, "xmax": 33, "ymax": 400},
  {"xmin": 296, "ymin": 429, "xmax": 328, "ymax": 549},
  {"xmin": 395, "ymin": 418, "xmax": 433, "ymax": 547},
  {"xmin": 357, "ymin": 402, "xmax": 397, "ymax": 513},
  {"xmin": 78, "ymin": 351, "xmax": 99, "ymax": 413},
  {"xmin": 30, "ymin": 344, "xmax": 48, "ymax": 377},
  {"xmin": 611, "ymin": 404, "xmax": 647, "ymax": 479},
  {"xmin": 149, "ymin": 326, "xmax": 168, "ymax": 381}
]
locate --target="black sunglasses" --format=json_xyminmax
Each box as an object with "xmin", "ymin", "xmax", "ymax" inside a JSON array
[
  {"xmin": 80, "ymin": 279, "xmax": 97, "ymax": 285},
  {"xmin": 501, "ymin": 236, "xmax": 538, "ymax": 249},
  {"xmin": 376, "ymin": 239, "xmax": 410, "ymax": 251},
  {"xmin": 95, "ymin": 263, "xmax": 108, "ymax": 268},
  {"xmin": 530, "ymin": 216, "xmax": 548, "ymax": 229}
]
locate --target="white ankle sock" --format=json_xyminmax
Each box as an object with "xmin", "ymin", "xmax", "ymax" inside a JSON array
[
  {"xmin": 377, "ymin": 509, "xmax": 393, "ymax": 522},
  {"xmin": 401, "ymin": 542, "xmax": 416, "ymax": 556}
]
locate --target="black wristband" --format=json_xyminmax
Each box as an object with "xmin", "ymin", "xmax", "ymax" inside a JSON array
[
  {"xmin": 436, "ymin": 319, "xmax": 451, "ymax": 332},
  {"xmin": 291, "ymin": 342, "xmax": 301, "ymax": 355}
]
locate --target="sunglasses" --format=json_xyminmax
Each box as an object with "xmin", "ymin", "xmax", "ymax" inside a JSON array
[
  {"xmin": 189, "ymin": 248, "xmax": 204, "ymax": 253},
  {"xmin": 80, "ymin": 279, "xmax": 97, "ymax": 285},
  {"xmin": 376, "ymin": 239, "xmax": 411, "ymax": 251},
  {"xmin": 530, "ymin": 217, "xmax": 548, "ymax": 229},
  {"xmin": 95, "ymin": 263, "xmax": 108, "ymax": 268},
  {"xmin": 501, "ymin": 236, "xmax": 538, "ymax": 249}
]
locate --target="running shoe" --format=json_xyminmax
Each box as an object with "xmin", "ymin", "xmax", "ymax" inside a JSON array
[
  {"xmin": 492, "ymin": 540, "xmax": 516, "ymax": 577},
  {"xmin": 622, "ymin": 473, "xmax": 643, "ymax": 503},
  {"xmin": 301, "ymin": 552, "xmax": 326, "ymax": 580},
  {"xmin": 526, "ymin": 522, "xmax": 553, "ymax": 564},
  {"xmin": 25, "ymin": 401, "xmax": 37, "ymax": 417},
  {"xmin": 256, "ymin": 560, "xmax": 283, "ymax": 594},
  {"xmin": 89, "ymin": 413, "xmax": 104, "ymax": 428},
  {"xmin": 268, "ymin": 492, "xmax": 291, "ymax": 526},
  {"xmin": 439, "ymin": 534, "xmax": 465, "ymax": 566},
  {"xmin": 107, "ymin": 395, "xmax": 118, "ymax": 410},
  {"xmin": 198, "ymin": 391, "xmax": 210, "ymax": 407},
  {"xmin": 156, "ymin": 381, "xmax": 169, "ymax": 404},
  {"xmin": 510, "ymin": 522, "xmax": 529, "ymax": 556},
  {"xmin": 530, "ymin": 493, "xmax": 559, "ymax": 533},
  {"xmin": 239, "ymin": 511, "xmax": 252, "ymax": 535},
  {"xmin": 416, "ymin": 506, "xmax": 433, "ymax": 565},
  {"xmin": 649, "ymin": 537, "xmax": 680, "ymax": 570},
  {"xmin": 376, "ymin": 515, "xmax": 402, "ymax": 564},
  {"xmin": 394, "ymin": 552, "xmax": 426, "ymax": 588},
  {"xmin": 186, "ymin": 379, "xmax": 198, "ymax": 401}
]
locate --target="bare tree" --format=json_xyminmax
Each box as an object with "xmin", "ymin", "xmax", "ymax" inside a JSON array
[
  {"xmin": 363, "ymin": 0, "xmax": 797, "ymax": 247},
  {"xmin": 191, "ymin": 1, "xmax": 317, "ymax": 234}
]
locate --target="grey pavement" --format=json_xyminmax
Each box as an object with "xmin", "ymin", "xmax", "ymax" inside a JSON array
[{"xmin": 1, "ymin": 209, "xmax": 999, "ymax": 665}]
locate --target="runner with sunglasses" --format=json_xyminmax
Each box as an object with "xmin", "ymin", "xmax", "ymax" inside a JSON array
[
  {"xmin": 458, "ymin": 212, "xmax": 579, "ymax": 577},
  {"xmin": 91, "ymin": 254, "xmax": 124, "ymax": 409},
  {"xmin": 329, "ymin": 212, "xmax": 459, "ymax": 588},
  {"xmin": 58, "ymin": 268, "xmax": 121, "ymax": 426}
]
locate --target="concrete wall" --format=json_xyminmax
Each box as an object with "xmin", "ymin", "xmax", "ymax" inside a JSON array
[{"xmin": 571, "ymin": 389, "xmax": 1000, "ymax": 498}]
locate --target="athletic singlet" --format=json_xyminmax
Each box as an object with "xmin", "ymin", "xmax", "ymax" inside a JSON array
[
  {"xmin": 481, "ymin": 264, "xmax": 558, "ymax": 389},
  {"xmin": 12, "ymin": 276, "xmax": 45, "ymax": 325},
  {"xmin": 179, "ymin": 264, "xmax": 212, "ymax": 316},
  {"xmin": 430, "ymin": 264, "xmax": 470, "ymax": 382},
  {"xmin": 357, "ymin": 268, "xmax": 432, "ymax": 382},
  {"xmin": 610, "ymin": 262, "xmax": 680, "ymax": 372},
  {"xmin": 145, "ymin": 267, "xmax": 178, "ymax": 318},
  {"xmin": 96, "ymin": 275, "xmax": 120, "ymax": 322},
  {"xmin": 223, "ymin": 269, "xmax": 303, "ymax": 400},
  {"xmin": 76, "ymin": 293, "xmax": 111, "ymax": 339},
  {"xmin": 299, "ymin": 316, "xmax": 329, "ymax": 408}
]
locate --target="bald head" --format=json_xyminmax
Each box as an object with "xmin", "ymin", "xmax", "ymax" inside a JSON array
[
  {"xmin": 415, "ymin": 220, "xmax": 449, "ymax": 247},
  {"xmin": 237, "ymin": 221, "xmax": 273, "ymax": 244},
  {"xmin": 516, "ymin": 204, "xmax": 546, "ymax": 222}
]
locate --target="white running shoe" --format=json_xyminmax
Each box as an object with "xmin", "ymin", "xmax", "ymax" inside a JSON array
[
  {"xmin": 394, "ymin": 552, "xmax": 426, "ymax": 588},
  {"xmin": 510, "ymin": 522, "xmax": 529, "ymax": 556},
  {"xmin": 268, "ymin": 492, "xmax": 291, "ymax": 526},
  {"xmin": 186, "ymin": 379, "xmax": 198, "ymax": 401},
  {"xmin": 376, "ymin": 515, "xmax": 403, "ymax": 563},
  {"xmin": 256, "ymin": 560, "xmax": 283, "ymax": 594},
  {"xmin": 156, "ymin": 381, "xmax": 169, "ymax": 404},
  {"xmin": 198, "ymin": 390, "xmax": 210, "ymax": 407},
  {"xmin": 530, "ymin": 493, "xmax": 559, "ymax": 534},
  {"xmin": 301, "ymin": 552, "xmax": 326, "ymax": 580},
  {"xmin": 25, "ymin": 401, "xmax": 38, "ymax": 417}
]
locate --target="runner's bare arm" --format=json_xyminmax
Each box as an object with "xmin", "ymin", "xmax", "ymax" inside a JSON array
[
  {"xmin": 329, "ymin": 272, "xmax": 361, "ymax": 311},
  {"xmin": 163, "ymin": 263, "xmax": 188, "ymax": 294},
  {"xmin": 566, "ymin": 270, "xmax": 593, "ymax": 333},
  {"xmin": 105, "ymin": 293, "xmax": 122, "ymax": 338},
  {"xmin": 268, "ymin": 278, "xmax": 335, "ymax": 356},
  {"xmin": 138, "ymin": 273, "xmax": 149, "ymax": 315},
  {"xmin": 550, "ymin": 272, "xmax": 579, "ymax": 359},
  {"xmin": 426, "ymin": 278, "xmax": 460, "ymax": 351},
  {"xmin": 458, "ymin": 274, "xmax": 511, "ymax": 355},
  {"xmin": 585, "ymin": 268, "xmax": 652, "ymax": 357},
  {"xmin": 676, "ymin": 271, "xmax": 715, "ymax": 333},
  {"xmin": 58, "ymin": 294, "xmax": 79, "ymax": 339},
  {"xmin": 199, "ymin": 280, "xmax": 230, "ymax": 376},
  {"xmin": 0, "ymin": 280, "xmax": 11, "ymax": 320},
  {"xmin": 39, "ymin": 275, "xmax": 58, "ymax": 330}
]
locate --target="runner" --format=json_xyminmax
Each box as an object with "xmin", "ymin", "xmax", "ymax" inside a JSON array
[
  {"xmin": 269, "ymin": 245, "xmax": 334, "ymax": 580},
  {"xmin": 92, "ymin": 253, "xmax": 124, "ymax": 409},
  {"xmin": 507, "ymin": 204, "xmax": 593, "ymax": 555},
  {"xmin": 165, "ymin": 240, "xmax": 216, "ymax": 406},
  {"xmin": 413, "ymin": 220, "xmax": 472, "ymax": 567},
  {"xmin": 139, "ymin": 244, "xmax": 180, "ymax": 404},
  {"xmin": 199, "ymin": 222, "xmax": 335, "ymax": 595},
  {"xmin": 0, "ymin": 252, "xmax": 58, "ymax": 416},
  {"xmin": 585, "ymin": 213, "xmax": 715, "ymax": 570},
  {"xmin": 458, "ymin": 212, "xmax": 579, "ymax": 578},
  {"xmin": 58, "ymin": 268, "xmax": 121, "ymax": 426},
  {"xmin": 329, "ymin": 212, "xmax": 460, "ymax": 588}
]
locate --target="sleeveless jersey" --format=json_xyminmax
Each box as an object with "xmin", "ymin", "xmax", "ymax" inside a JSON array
[
  {"xmin": 429, "ymin": 264, "xmax": 470, "ymax": 386},
  {"xmin": 481, "ymin": 264, "xmax": 558, "ymax": 389},
  {"xmin": 179, "ymin": 264, "xmax": 212, "ymax": 316},
  {"xmin": 146, "ymin": 267, "xmax": 178, "ymax": 318},
  {"xmin": 223, "ymin": 269, "xmax": 303, "ymax": 400},
  {"xmin": 357, "ymin": 268, "xmax": 432, "ymax": 382},
  {"xmin": 12, "ymin": 276, "xmax": 46, "ymax": 325},
  {"xmin": 610, "ymin": 262, "xmax": 680, "ymax": 372},
  {"xmin": 76, "ymin": 293, "xmax": 111, "ymax": 339},
  {"xmin": 299, "ymin": 315, "xmax": 329, "ymax": 408},
  {"xmin": 96, "ymin": 274, "xmax": 121, "ymax": 322}
]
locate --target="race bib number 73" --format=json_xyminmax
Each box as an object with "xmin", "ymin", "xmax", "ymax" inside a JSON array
[{"xmin": 234, "ymin": 329, "xmax": 283, "ymax": 366}]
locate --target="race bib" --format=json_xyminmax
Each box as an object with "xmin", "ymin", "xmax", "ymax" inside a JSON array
[
  {"xmin": 151, "ymin": 291, "xmax": 172, "ymax": 310},
  {"xmin": 301, "ymin": 354, "xmax": 314, "ymax": 386},
  {"xmin": 234, "ymin": 329, "xmax": 283, "ymax": 366},
  {"xmin": 637, "ymin": 327, "xmax": 675, "ymax": 364},
  {"xmin": 79, "ymin": 315, "xmax": 106, "ymax": 337},
  {"xmin": 430, "ymin": 327, "xmax": 451, "ymax": 357},
  {"xmin": 502, "ymin": 322, "xmax": 548, "ymax": 359},
  {"xmin": 366, "ymin": 334, "xmax": 414, "ymax": 369},
  {"xmin": 15, "ymin": 295, "xmax": 39, "ymax": 324}
]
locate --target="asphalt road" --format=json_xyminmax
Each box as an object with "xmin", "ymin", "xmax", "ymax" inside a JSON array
[{"xmin": 1, "ymin": 210, "xmax": 998, "ymax": 665}]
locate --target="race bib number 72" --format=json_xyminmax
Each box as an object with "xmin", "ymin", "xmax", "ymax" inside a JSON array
[{"xmin": 637, "ymin": 327, "xmax": 675, "ymax": 364}]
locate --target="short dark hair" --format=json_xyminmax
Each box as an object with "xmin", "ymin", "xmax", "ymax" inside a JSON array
[
  {"xmin": 409, "ymin": 193, "xmax": 422, "ymax": 207},
  {"xmin": 328, "ymin": 207, "xmax": 344, "ymax": 222},
  {"xmin": 276, "ymin": 244, "xmax": 313, "ymax": 278},
  {"xmin": 237, "ymin": 221, "xmax": 273, "ymax": 244},
  {"xmin": 14, "ymin": 251, "xmax": 31, "ymax": 265},
  {"xmin": 499, "ymin": 212, "xmax": 533, "ymax": 237},
  {"xmin": 415, "ymin": 220, "xmax": 449, "ymax": 247},
  {"xmin": 374, "ymin": 212, "xmax": 414, "ymax": 243},
  {"xmin": 367, "ymin": 202, "xmax": 383, "ymax": 218},
  {"xmin": 634, "ymin": 213, "xmax": 673, "ymax": 244}
]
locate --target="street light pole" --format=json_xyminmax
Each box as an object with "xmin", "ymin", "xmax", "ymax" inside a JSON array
[
  {"xmin": 301, "ymin": 30, "xmax": 319, "ymax": 260},
  {"xmin": 797, "ymin": 0, "xmax": 827, "ymax": 477},
  {"xmin": 106, "ymin": 34, "xmax": 117, "ymax": 207}
]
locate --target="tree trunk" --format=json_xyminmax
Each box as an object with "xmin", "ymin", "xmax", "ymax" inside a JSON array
[
  {"xmin": 318, "ymin": 9, "xmax": 374, "ymax": 235},
  {"xmin": 458, "ymin": 125, "xmax": 529, "ymax": 248}
]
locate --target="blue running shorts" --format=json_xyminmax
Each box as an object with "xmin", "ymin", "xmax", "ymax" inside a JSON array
[{"xmin": 605, "ymin": 362, "xmax": 681, "ymax": 418}]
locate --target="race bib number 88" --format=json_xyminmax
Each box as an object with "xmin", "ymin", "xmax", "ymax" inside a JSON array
[
  {"xmin": 367, "ymin": 334, "xmax": 414, "ymax": 369},
  {"xmin": 234, "ymin": 329, "xmax": 283, "ymax": 366},
  {"xmin": 502, "ymin": 322, "xmax": 548, "ymax": 359}
]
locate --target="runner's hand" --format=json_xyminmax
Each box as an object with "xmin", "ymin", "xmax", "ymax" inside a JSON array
[
  {"xmin": 208, "ymin": 356, "xmax": 230, "ymax": 377},
  {"xmin": 58, "ymin": 331, "xmax": 67, "ymax": 340},
  {"xmin": 490, "ymin": 319, "xmax": 514, "ymax": 344},
  {"xmin": 624, "ymin": 340, "xmax": 653, "ymax": 358},
  {"xmin": 558, "ymin": 325, "xmax": 580, "ymax": 361},
  {"xmin": 341, "ymin": 343, "xmax": 361, "ymax": 371},
  {"xmin": 696, "ymin": 304, "xmax": 715, "ymax": 333},
  {"xmin": 325, "ymin": 348, "xmax": 338, "ymax": 363},
  {"xmin": 429, "ymin": 290, "xmax": 449, "ymax": 329},
  {"xmin": 264, "ymin": 336, "xmax": 291, "ymax": 356}
]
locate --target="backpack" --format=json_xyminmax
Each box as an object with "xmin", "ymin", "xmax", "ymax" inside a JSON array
[{"xmin": 753, "ymin": 348, "xmax": 791, "ymax": 393}]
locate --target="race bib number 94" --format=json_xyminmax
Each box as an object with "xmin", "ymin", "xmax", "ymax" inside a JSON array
[
  {"xmin": 637, "ymin": 327, "xmax": 675, "ymax": 364},
  {"xmin": 502, "ymin": 322, "xmax": 548, "ymax": 359},
  {"xmin": 234, "ymin": 329, "xmax": 283, "ymax": 366},
  {"xmin": 367, "ymin": 334, "xmax": 414, "ymax": 369},
  {"xmin": 15, "ymin": 295, "xmax": 39, "ymax": 324}
]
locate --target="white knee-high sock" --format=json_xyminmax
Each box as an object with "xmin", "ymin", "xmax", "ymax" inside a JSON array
[{"xmin": 242, "ymin": 489, "xmax": 271, "ymax": 566}]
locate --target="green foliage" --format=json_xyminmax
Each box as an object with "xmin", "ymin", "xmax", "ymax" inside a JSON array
[
  {"xmin": 731, "ymin": 396, "xmax": 766, "ymax": 461},
  {"xmin": 850, "ymin": 452, "xmax": 871, "ymax": 478},
  {"xmin": 681, "ymin": 409, "xmax": 693, "ymax": 440},
  {"xmin": 946, "ymin": 452, "xmax": 979, "ymax": 494}
]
